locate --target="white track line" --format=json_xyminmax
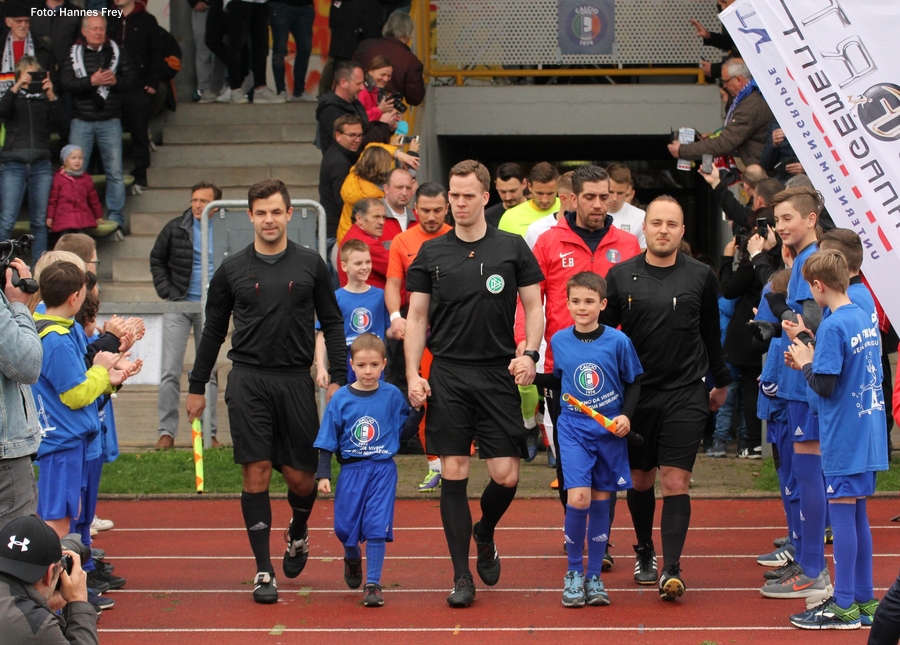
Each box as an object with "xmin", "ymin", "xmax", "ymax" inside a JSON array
[
  {"xmin": 107, "ymin": 525, "xmax": 900, "ymax": 531},
  {"xmin": 112, "ymin": 586, "xmax": 891, "ymax": 594},
  {"xmin": 107, "ymin": 553, "xmax": 900, "ymax": 560},
  {"xmin": 98, "ymin": 627, "xmax": 802, "ymax": 634}
]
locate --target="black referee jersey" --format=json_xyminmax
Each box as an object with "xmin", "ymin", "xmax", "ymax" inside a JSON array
[{"xmin": 406, "ymin": 226, "xmax": 543, "ymax": 366}]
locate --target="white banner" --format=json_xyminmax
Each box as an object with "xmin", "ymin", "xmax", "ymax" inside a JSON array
[{"xmin": 720, "ymin": 1, "xmax": 900, "ymax": 326}]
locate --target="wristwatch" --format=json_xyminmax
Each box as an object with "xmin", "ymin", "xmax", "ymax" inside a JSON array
[{"xmin": 523, "ymin": 350, "xmax": 540, "ymax": 364}]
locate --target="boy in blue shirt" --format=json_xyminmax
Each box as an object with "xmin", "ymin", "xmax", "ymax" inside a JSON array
[
  {"xmin": 315, "ymin": 239, "xmax": 391, "ymax": 387},
  {"xmin": 786, "ymin": 249, "xmax": 887, "ymax": 630},
  {"xmin": 315, "ymin": 333, "xmax": 409, "ymax": 607},
  {"xmin": 533, "ymin": 272, "xmax": 642, "ymax": 607},
  {"xmin": 760, "ymin": 187, "xmax": 830, "ymax": 604},
  {"xmin": 31, "ymin": 262, "xmax": 125, "ymax": 539}
]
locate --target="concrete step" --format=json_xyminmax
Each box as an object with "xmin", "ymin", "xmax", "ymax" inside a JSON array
[
  {"xmin": 164, "ymin": 102, "xmax": 317, "ymax": 126},
  {"xmin": 100, "ymin": 282, "xmax": 158, "ymax": 302},
  {"xmin": 130, "ymin": 212, "xmax": 174, "ymax": 236},
  {"xmin": 147, "ymin": 164, "xmax": 320, "ymax": 189},
  {"xmin": 152, "ymin": 143, "xmax": 320, "ymax": 168},
  {"xmin": 124, "ymin": 186, "xmax": 319, "ymax": 214},
  {"xmin": 101, "ymin": 234, "xmax": 155, "ymax": 260},
  {"xmin": 112, "ymin": 257, "xmax": 152, "ymax": 282},
  {"xmin": 164, "ymin": 123, "xmax": 316, "ymax": 145}
]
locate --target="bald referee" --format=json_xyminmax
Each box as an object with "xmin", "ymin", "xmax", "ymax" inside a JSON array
[{"xmin": 405, "ymin": 160, "xmax": 545, "ymax": 608}]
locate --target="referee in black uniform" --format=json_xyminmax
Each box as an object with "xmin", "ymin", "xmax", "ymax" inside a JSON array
[
  {"xmin": 405, "ymin": 160, "xmax": 545, "ymax": 608},
  {"xmin": 186, "ymin": 179, "xmax": 347, "ymax": 604},
  {"xmin": 601, "ymin": 196, "xmax": 731, "ymax": 601}
]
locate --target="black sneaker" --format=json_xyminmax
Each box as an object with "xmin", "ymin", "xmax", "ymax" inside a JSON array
[
  {"xmin": 85, "ymin": 574, "xmax": 111, "ymax": 594},
  {"xmin": 602, "ymin": 546, "xmax": 614, "ymax": 571},
  {"xmin": 764, "ymin": 559, "xmax": 802, "ymax": 581},
  {"xmin": 633, "ymin": 544, "xmax": 657, "ymax": 585},
  {"xmin": 447, "ymin": 574, "xmax": 476, "ymax": 608},
  {"xmin": 282, "ymin": 522, "xmax": 309, "ymax": 579},
  {"xmin": 252, "ymin": 572, "xmax": 278, "ymax": 604},
  {"xmin": 343, "ymin": 556, "xmax": 363, "ymax": 589},
  {"xmin": 473, "ymin": 522, "xmax": 501, "ymax": 586},
  {"xmin": 362, "ymin": 583, "xmax": 384, "ymax": 607},
  {"xmin": 659, "ymin": 565, "xmax": 685, "ymax": 601},
  {"xmin": 87, "ymin": 566, "xmax": 126, "ymax": 590}
]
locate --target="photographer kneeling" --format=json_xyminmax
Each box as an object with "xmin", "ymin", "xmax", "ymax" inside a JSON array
[
  {"xmin": 0, "ymin": 515, "xmax": 99, "ymax": 644},
  {"xmin": 0, "ymin": 57, "xmax": 65, "ymax": 261}
]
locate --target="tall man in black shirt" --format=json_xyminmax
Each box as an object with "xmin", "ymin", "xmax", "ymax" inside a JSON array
[
  {"xmin": 186, "ymin": 179, "xmax": 347, "ymax": 605},
  {"xmin": 601, "ymin": 196, "xmax": 731, "ymax": 601},
  {"xmin": 405, "ymin": 160, "xmax": 545, "ymax": 608}
]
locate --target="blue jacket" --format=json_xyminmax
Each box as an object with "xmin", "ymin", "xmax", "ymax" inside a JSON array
[{"xmin": 0, "ymin": 293, "xmax": 42, "ymax": 459}]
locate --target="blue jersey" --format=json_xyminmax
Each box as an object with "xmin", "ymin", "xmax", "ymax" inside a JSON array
[
  {"xmin": 779, "ymin": 243, "xmax": 817, "ymax": 402},
  {"xmin": 756, "ymin": 283, "xmax": 786, "ymax": 421},
  {"xmin": 33, "ymin": 316, "xmax": 101, "ymax": 457},
  {"xmin": 551, "ymin": 325, "xmax": 643, "ymax": 420},
  {"xmin": 315, "ymin": 383, "xmax": 409, "ymax": 462},
  {"xmin": 810, "ymin": 303, "xmax": 888, "ymax": 476},
  {"xmin": 335, "ymin": 287, "xmax": 390, "ymax": 346}
]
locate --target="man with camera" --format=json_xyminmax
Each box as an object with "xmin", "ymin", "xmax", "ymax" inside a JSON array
[
  {"xmin": 0, "ymin": 514, "xmax": 99, "ymax": 644},
  {"xmin": 0, "ymin": 252, "xmax": 42, "ymax": 525}
]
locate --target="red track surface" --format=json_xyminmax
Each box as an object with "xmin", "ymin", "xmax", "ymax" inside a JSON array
[{"xmin": 91, "ymin": 497, "xmax": 900, "ymax": 644}]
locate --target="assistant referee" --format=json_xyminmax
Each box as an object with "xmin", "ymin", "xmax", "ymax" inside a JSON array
[
  {"xmin": 186, "ymin": 179, "xmax": 347, "ymax": 604},
  {"xmin": 601, "ymin": 196, "xmax": 731, "ymax": 602},
  {"xmin": 405, "ymin": 160, "xmax": 545, "ymax": 608}
]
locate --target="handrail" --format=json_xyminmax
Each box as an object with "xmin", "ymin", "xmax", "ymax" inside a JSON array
[{"xmin": 415, "ymin": 0, "xmax": 707, "ymax": 85}]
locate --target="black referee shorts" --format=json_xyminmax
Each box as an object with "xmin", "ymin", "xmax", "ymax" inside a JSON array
[
  {"xmin": 425, "ymin": 360, "xmax": 527, "ymax": 460},
  {"xmin": 224, "ymin": 366, "xmax": 319, "ymax": 473},
  {"xmin": 628, "ymin": 381, "xmax": 709, "ymax": 473}
]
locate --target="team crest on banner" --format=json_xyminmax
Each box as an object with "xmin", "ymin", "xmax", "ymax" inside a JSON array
[{"xmin": 558, "ymin": 0, "xmax": 615, "ymax": 56}]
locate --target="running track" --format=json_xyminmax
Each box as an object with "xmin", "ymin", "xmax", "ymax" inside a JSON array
[{"xmin": 92, "ymin": 497, "xmax": 900, "ymax": 644}]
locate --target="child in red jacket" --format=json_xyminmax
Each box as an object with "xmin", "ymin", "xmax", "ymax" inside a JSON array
[{"xmin": 47, "ymin": 144, "xmax": 104, "ymax": 244}]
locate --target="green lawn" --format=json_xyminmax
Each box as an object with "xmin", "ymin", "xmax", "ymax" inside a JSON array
[{"xmin": 754, "ymin": 457, "xmax": 900, "ymax": 493}]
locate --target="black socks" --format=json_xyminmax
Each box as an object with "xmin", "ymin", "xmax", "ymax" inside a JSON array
[
  {"xmin": 476, "ymin": 479, "xmax": 518, "ymax": 542},
  {"xmin": 241, "ymin": 490, "xmax": 273, "ymax": 574},
  {"xmin": 661, "ymin": 494, "xmax": 691, "ymax": 573},
  {"xmin": 287, "ymin": 488, "xmax": 317, "ymax": 540},
  {"xmin": 627, "ymin": 486, "xmax": 656, "ymax": 547},
  {"xmin": 440, "ymin": 478, "xmax": 472, "ymax": 580}
]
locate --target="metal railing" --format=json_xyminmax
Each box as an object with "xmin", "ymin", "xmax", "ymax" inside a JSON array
[
  {"xmin": 195, "ymin": 199, "xmax": 327, "ymax": 448},
  {"xmin": 412, "ymin": 0, "xmax": 708, "ymax": 86}
]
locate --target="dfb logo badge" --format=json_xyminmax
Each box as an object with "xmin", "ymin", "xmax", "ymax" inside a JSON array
[
  {"xmin": 486, "ymin": 274, "xmax": 505, "ymax": 294},
  {"xmin": 858, "ymin": 83, "xmax": 900, "ymax": 142},
  {"xmin": 573, "ymin": 363, "xmax": 604, "ymax": 398}
]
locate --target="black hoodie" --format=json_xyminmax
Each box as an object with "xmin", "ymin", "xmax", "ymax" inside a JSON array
[{"xmin": 315, "ymin": 91, "xmax": 367, "ymax": 155}]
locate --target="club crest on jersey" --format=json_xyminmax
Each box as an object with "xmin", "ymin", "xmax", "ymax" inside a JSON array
[
  {"xmin": 606, "ymin": 248, "xmax": 621, "ymax": 264},
  {"xmin": 349, "ymin": 307, "xmax": 373, "ymax": 333},
  {"xmin": 486, "ymin": 274, "xmax": 505, "ymax": 294},
  {"xmin": 351, "ymin": 416, "xmax": 380, "ymax": 448},
  {"xmin": 574, "ymin": 363, "xmax": 604, "ymax": 397}
]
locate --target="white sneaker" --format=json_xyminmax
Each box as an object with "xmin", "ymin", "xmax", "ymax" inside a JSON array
[
  {"xmin": 91, "ymin": 516, "xmax": 114, "ymax": 531},
  {"xmin": 230, "ymin": 87, "xmax": 249, "ymax": 104},
  {"xmin": 198, "ymin": 89, "xmax": 218, "ymax": 104},
  {"xmin": 253, "ymin": 87, "xmax": 286, "ymax": 104},
  {"xmin": 289, "ymin": 91, "xmax": 318, "ymax": 102},
  {"xmin": 216, "ymin": 87, "xmax": 232, "ymax": 103}
]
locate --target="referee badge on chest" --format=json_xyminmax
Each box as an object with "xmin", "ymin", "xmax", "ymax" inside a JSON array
[{"xmin": 486, "ymin": 274, "xmax": 505, "ymax": 294}]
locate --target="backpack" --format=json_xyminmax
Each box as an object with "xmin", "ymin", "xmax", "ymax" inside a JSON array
[{"xmin": 157, "ymin": 26, "xmax": 182, "ymax": 82}]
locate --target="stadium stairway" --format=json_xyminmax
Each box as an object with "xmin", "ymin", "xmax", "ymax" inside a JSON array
[{"xmin": 100, "ymin": 102, "xmax": 322, "ymax": 448}]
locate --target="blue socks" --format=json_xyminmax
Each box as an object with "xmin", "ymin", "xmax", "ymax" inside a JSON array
[
  {"xmin": 365, "ymin": 539, "xmax": 386, "ymax": 585},
  {"xmin": 790, "ymin": 497, "xmax": 803, "ymax": 564},
  {"xmin": 793, "ymin": 453, "xmax": 826, "ymax": 577},
  {"xmin": 586, "ymin": 499, "xmax": 610, "ymax": 578},
  {"xmin": 830, "ymin": 502, "xmax": 857, "ymax": 608},
  {"xmin": 564, "ymin": 505, "xmax": 588, "ymax": 572},
  {"xmin": 854, "ymin": 499, "xmax": 875, "ymax": 604}
]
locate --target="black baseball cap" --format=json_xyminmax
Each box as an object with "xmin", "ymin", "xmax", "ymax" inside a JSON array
[{"xmin": 0, "ymin": 515, "xmax": 62, "ymax": 584}]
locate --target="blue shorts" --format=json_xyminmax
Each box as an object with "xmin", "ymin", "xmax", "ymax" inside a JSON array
[
  {"xmin": 36, "ymin": 442, "xmax": 86, "ymax": 522},
  {"xmin": 558, "ymin": 413, "xmax": 631, "ymax": 492},
  {"xmin": 765, "ymin": 403, "xmax": 789, "ymax": 444},
  {"xmin": 787, "ymin": 400, "xmax": 819, "ymax": 443},
  {"xmin": 825, "ymin": 472, "xmax": 877, "ymax": 499},
  {"xmin": 333, "ymin": 458, "xmax": 397, "ymax": 546}
]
